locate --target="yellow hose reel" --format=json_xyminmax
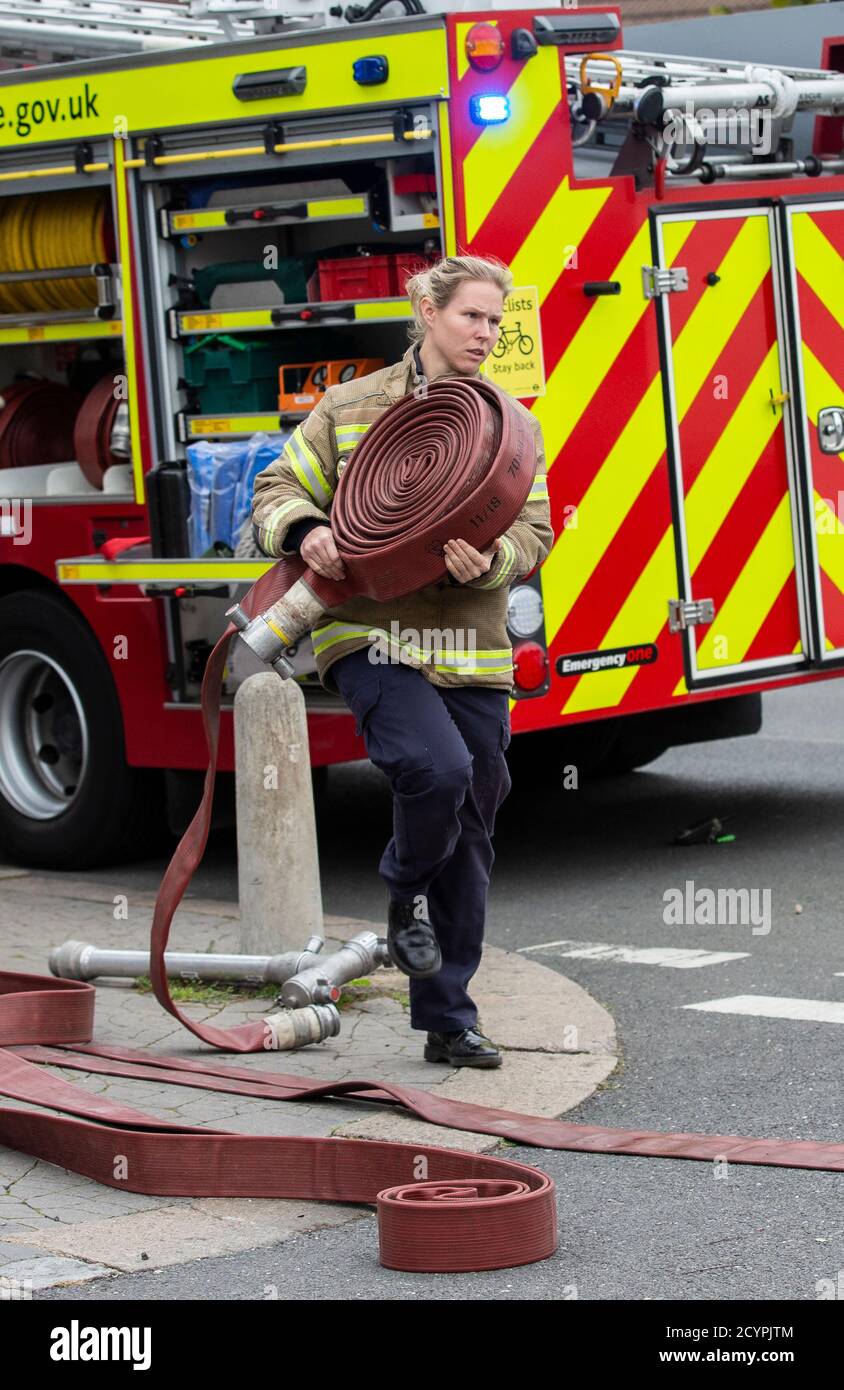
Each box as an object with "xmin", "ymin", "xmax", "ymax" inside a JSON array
[{"xmin": 0, "ymin": 189, "xmax": 109, "ymax": 315}]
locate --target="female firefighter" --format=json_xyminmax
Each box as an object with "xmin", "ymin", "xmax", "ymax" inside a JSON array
[{"xmin": 251, "ymin": 254, "xmax": 553, "ymax": 1068}]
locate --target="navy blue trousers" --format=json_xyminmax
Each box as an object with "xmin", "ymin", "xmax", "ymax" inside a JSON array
[{"xmin": 332, "ymin": 647, "xmax": 512, "ymax": 1033}]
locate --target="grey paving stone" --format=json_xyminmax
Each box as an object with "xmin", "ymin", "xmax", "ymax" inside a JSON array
[
  {"xmin": 0, "ymin": 1255, "xmax": 111, "ymax": 1289},
  {"xmin": 0, "ymin": 1241, "xmax": 46, "ymax": 1261}
]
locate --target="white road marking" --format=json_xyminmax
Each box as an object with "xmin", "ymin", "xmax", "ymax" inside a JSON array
[
  {"xmin": 517, "ymin": 939, "xmax": 749, "ymax": 968},
  {"xmin": 684, "ymin": 995, "xmax": 844, "ymax": 1023}
]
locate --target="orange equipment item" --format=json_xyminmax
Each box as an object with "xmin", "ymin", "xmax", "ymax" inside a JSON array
[{"xmin": 278, "ymin": 358, "xmax": 384, "ymax": 413}]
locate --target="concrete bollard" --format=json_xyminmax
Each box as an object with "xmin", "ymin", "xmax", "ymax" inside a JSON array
[{"xmin": 234, "ymin": 671, "xmax": 324, "ymax": 954}]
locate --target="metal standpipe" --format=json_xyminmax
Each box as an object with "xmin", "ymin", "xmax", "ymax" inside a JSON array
[
  {"xmin": 277, "ymin": 931, "xmax": 387, "ymax": 1008},
  {"xmin": 49, "ymin": 931, "xmax": 393, "ymax": 1051}
]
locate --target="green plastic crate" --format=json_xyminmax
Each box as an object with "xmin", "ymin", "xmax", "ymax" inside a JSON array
[{"xmin": 183, "ymin": 335, "xmax": 280, "ymax": 413}]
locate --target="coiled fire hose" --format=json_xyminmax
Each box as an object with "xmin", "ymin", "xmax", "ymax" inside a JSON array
[
  {"xmin": 74, "ymin": 372, "xmax": 129, "ymax": 487},
  {"xmin": 0, "ymin": 189, "xmax": 111, "ymax": 314},
  {"xmin": 2, "ymin": 378, "xmax": 844, "ymax": 1274},
  {"xmin": 0, "ymin": 373, "xmax": 125, "ymax": 478},
  {"xmin": 0, "ymin": 378, "xmax": 81, "ymax": 469},
  {"xmin": 226, "ymin": 375, "xmax": 536, "ymax": 674}
]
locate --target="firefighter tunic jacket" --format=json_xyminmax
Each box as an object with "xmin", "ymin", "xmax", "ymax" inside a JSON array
[{"xmin": 251, "ymin": 344, "xmax": 554, "ymax": 694}]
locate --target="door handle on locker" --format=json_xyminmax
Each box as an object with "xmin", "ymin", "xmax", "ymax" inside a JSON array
[{"xmin": 817, "ymin": 407, "xmax": 844, "ymax": 455}]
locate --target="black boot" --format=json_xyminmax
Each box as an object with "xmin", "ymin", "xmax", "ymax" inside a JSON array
[
  {"xmin": 424, "ymin": 1026, "xmax": 502, "ymax": 1068},
  {"xmin": 387, "ymin": 898, "xmax": 442, "ymax": 979}
]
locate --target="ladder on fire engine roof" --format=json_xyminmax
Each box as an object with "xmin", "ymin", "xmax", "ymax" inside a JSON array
[
  {"xmin": 0, "ymin": 0, "xmax": 839, "ymax": 78},
  {"xmin": 0, "ymin": 0, "xmax": 338, "ymax": 65},
  {"xmin": 566, "ymin": 48, "xmax": 844, "ymax": 119},
  {"xmin": 565, "ymin": 44, "xmax": 844, "ymax": 183},
  {"xmin": 0, "ymin": 0, "xmax": 439, "ymax": 62}
]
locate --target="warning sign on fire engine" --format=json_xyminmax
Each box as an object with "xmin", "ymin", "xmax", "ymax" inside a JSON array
[{"xmin": 480, "ymin": 286, "xmax": 545, "ymax": 400}]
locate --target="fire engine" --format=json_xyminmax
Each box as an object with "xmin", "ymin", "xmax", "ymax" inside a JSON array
[{"xmin": 0, "ymin": 0, "xmax": 842, "ymax": 869}]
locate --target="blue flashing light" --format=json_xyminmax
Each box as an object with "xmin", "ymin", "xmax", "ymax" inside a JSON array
[
  {"xmin": 353, "ymin": 55, "xmax": 389, "ymax": 86},
  {"xmin": 469, "ymin": 93, "xmax": 510, "ymax": 126}
]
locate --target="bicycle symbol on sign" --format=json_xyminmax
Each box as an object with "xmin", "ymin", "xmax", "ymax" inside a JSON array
[{"xmin": 492, "ymin": 321, "xmax": 535, "ymax": 359}]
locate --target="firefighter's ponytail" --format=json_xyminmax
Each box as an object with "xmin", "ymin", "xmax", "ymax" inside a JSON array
[{"xmin": 405, "ymin": 254, "xmax": 512, "ymax": 347}]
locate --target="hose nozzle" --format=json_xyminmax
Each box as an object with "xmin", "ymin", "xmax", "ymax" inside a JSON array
[
  {"xmin": 225, "ymin": 602, "xmax": 296, "ymax": 679},
  {"xmin": 226, "ymin": 578, "xmax": 327, "ymax": 679}
]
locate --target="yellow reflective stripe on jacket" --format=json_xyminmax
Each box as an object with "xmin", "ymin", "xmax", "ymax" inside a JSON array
[
  {"xmin": 528, "ymin": 476, "xmax": 549, "ymax": 501},
  {"xmin": 432, "ymin": 653, "xmax": 513, "ymax": 674},
  {"xmin": 334, "ymin": 422, "xmax": 371, "ymax": 452},
  {"xmin": 472, "ymin": 534, "xmax": 518, "ymax": 590},
  {"xmin": 312, "ymin": 622, "xmax": 377, "ymax": 656},
  {"xmin": 261, "ymin": 497, "xmax": 317, "ymax": 552},
  {"xmin": 312, "ymin": 621, "xmax": 511, "ymax": 674},
  {"xmin": 313, "ymin": 622, "xmax": 433, "ymax": 661},
  {"xmin": 284, "ymin": 426, "xmax": 334, "ymax": 505},
  {"xmin": 496, "ymin": 535, "xmax": 518, "ymax": 585}
]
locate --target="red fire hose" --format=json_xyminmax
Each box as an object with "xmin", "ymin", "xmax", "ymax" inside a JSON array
[
  {"xmin": 0, "ymin": 378, "xmax": 80, "ymax": 470},
  {"xmin": 74, "ymin": 373, "xmax": 126, "ymax": 488},
  {"xmin": 0, "ymin": 372, "xmax": 123, "ymax": 482},
  {"xmin": 2, "ymin": 378, "xmax": 844, "ymax": 1274}
]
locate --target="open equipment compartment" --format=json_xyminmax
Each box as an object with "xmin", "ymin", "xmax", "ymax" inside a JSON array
[
  {"xmin": 128, "ymin": 97, "xmax": 445, "ymax": 701},
  {"xmin": 0, "ymin": 138, "xmax": 136, "ymax": 508}
]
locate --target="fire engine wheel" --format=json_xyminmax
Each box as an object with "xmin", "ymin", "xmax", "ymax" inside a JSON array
[{"xmin": 0, "ymin": 592, "xmax": 165, "ymax": 870}]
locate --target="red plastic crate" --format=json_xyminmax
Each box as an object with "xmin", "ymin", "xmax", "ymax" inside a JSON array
[
  {"xmin": 393, "ymin": 174, "xmax": 437, "ymax": 196},
  {"xmin": 309, "ymin": 255, "xmax": 395, "ymax": 302},
  {"xmin": 392, "ymin": 252, "xmax": 438, "ymax": 295}
]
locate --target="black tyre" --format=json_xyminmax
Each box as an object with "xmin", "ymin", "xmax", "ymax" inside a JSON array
[
  {"xmin": 0, "ymin": 591, "xmax": 166, "ymax": 870},
  {"xmin": 591, "ymin": 732, "xmax": 670, "ymax": 776},
  {"xmin": 507, "ymin": 719, "xmax": 619, "ymax": 783}
]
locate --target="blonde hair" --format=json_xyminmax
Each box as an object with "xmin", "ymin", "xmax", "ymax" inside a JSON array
[{"xmin": 404, "ymin": 254, "xmax": 512, "ymax": 347}]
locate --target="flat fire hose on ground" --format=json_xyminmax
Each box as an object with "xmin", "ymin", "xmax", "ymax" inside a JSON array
[{"xmin": 1, "ymin": 379, "xmax": 843, "ymax": 1274}]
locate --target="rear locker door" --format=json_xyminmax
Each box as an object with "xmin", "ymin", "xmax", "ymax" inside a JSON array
[
  {"xmin": 782, "ymin": 200, "xmax": 844, "ymax": 665},
  {"xmin": 655, "ymin": 206, "xmax": 810, "ymax": 689}
]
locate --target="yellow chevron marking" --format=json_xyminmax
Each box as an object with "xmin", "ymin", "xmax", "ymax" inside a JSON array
[
  {"xmin": 791, "ymin": 209, "xmax": 844, "ymax": 649},
  {"xmin": 684, "ymin": 344, "xmax": 783, "ymax": 574},
  {"xmin": 797, "ymin": 348, "xmax": 844, "ymax": 647},
  {"xmin": 558, "ymin": 214, "xmax": 777, "ymax": 715},
  {"xmin": 695, "ymin": 493, "xmax": 798, "ymax": 667},
  {"xmin": 534, "ymin": 220, "xmax": 668, "ymax": 469},
  {"xmin": 562, "ymin": 532, "xmax": 677, "ymax": 714},
  {"xmin": 532, "ymin": 222, "xmax": 679, "ymax": 657},
  {"xmin": 508, "ymin": 175, "xmax": 613, "ymax": 305},
  {"xmin": 791, "ymin": 210, "xmax": 844, "ymax": 317},
  {"xmin": 463, "ymin": 46, "xmax": 561, "ymax": 243},
  {"xmin": 542, "ymin": 374, "xmax": 661, "ymax": 651},
  {"xmin": 799, "ymin": 344, "xmax": 844, "ymax": 447},
  {"xmin": 546, "ymin": 218, "xmax": 764, "ymax": 655},
  {"xmin": 814, "ymin": 491, "xmax": 844, "ymax": 615}
]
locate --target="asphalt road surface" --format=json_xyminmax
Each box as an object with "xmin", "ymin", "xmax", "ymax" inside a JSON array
[{"xmin": 38, "ymin": 677, "xmax": 844, "ymax": 1303}]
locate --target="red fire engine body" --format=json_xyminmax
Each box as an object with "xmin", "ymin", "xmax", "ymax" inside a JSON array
[{"xmin": 0, "ymin": 5, "xmax": 843, "ymax": 866}]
